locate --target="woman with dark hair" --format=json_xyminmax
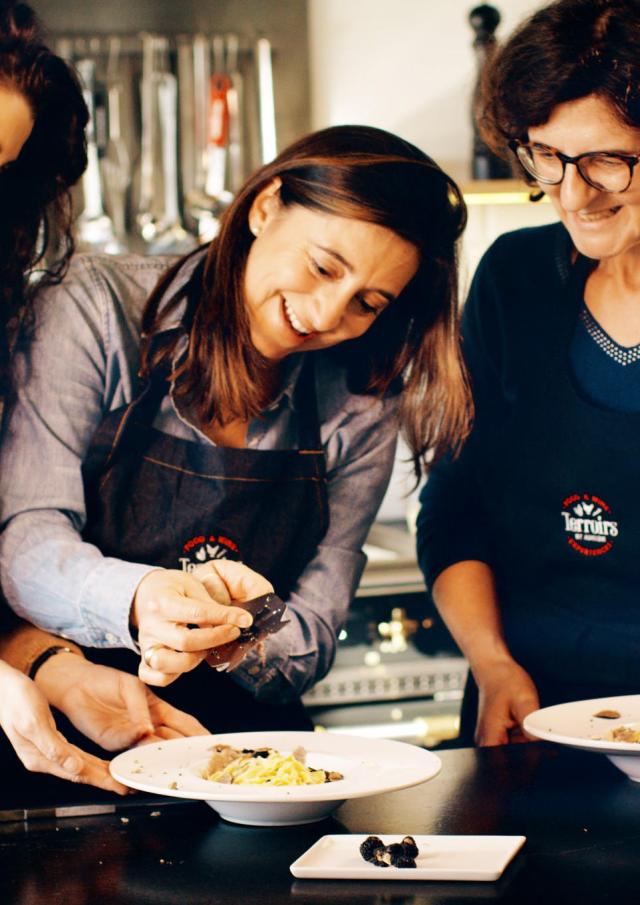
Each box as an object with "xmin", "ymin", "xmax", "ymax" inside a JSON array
[
  {"xmin": 418, "ymin": 0, "xmax": 640, "ymax": 746},
  {"xmin": 0, "ymin": 123, "xmax": 470, "ymax": 731},
  {"xmin": 0, "ymin": 0, "xmax": 207, "ymax": 792},
  {"xmin": 0, "ymin": 0, "xmax": 87, "ymax": 379}
]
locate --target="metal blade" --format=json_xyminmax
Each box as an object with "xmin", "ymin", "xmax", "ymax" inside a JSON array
[{"xmin": 206, "ymin": 593, "xmax": 288, "ymax": 672}]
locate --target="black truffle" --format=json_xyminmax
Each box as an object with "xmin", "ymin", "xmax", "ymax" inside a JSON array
[
  {"xmin": 401, "ymin": 836, "xmax": 419, "ymax": 859},
  {"xmin": 359, "ymin": 836, "xmax": 384, "ymax": 862},
  {"xmin": 394, "ymin": 856, "xmax": 417, "ymax": 868},
  {"xmin": 385, "ymin": 843, "xmax": 406, "ymax": 864},
  {"xmin": 359, "ymin": 835, "xmax": 421, "ymax": 868}
]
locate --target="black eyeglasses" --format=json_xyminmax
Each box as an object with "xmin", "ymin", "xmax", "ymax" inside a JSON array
[{"xmin": 509, "ymin": 139, "xmax": 640, "ymax": 193}]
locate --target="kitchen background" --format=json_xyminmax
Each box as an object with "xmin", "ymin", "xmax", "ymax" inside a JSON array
[{"xmin": 31, "ymin": 0, "xmax": 558, "ymax": 746}]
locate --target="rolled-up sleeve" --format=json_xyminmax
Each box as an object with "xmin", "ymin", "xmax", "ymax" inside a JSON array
[
  {"xmin": 0, "ymin": 256, "xmax": 159, "ymax": 649},
  {"xmin": 233, "ymin": 393, "xmax": 399, "ymax": 701}
]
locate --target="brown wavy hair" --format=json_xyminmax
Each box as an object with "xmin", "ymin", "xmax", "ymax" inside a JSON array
[
  {"xmin": 0, "ymin": 1, "xmax": 87, "ymax": 388},
  {"xmin": 478, "ymin": 0, "xmax": 640, "ymax": 187},
  {"xmin": 141, "ymin": 125, "xmax": 471, "ymax": 475}
]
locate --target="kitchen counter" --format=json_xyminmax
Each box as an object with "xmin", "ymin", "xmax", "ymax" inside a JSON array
[{"xmin": 2, "ymin": 742, "xmax": 639, "ymax": 903}]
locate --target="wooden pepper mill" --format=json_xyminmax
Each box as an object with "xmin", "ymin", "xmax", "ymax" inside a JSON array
[{"xmin": 469, "ymin": 3, "xmax": 512, "ymax": 179}]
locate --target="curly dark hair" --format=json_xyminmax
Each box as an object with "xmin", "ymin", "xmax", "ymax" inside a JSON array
[
  {"xmin": 141, "ymin": 125, "xmax": 471, "ymax": 474},
  {"xmin": 0, "ymin": 1, "xmax": 87, "ymax": 387},
  {"xmin": 478, "ymin": 0, "xmax": 640, "ymax": 184}
]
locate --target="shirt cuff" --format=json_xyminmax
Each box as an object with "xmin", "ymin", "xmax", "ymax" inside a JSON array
[{"xmin": 78, "ymin": 558, "xmax": 157, "ymax": 651}]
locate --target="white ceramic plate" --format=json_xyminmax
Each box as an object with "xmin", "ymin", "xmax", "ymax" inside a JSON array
[
  {"xmin": 523, "ymin": 695, "xmax": 640, "ymax": 781},
  {"xmin": 290, "ymin": 834, "xmax": 526, "ymax": 881},
  {"xmin": 109, "ymin": 731, "xmax": 441, "ymax": 826}
]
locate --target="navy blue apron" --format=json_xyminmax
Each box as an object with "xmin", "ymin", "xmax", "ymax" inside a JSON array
[
  {"xmin": 459, "ymin": 255, "xmax": 640, "ymax": 742},
  {"xmin": 80, "ymin": 332, "xmax": 329, "ymax": 733}
]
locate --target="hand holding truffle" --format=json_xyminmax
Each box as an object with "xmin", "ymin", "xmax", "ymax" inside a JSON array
[{"xmin": 133, "ymin": 561, "xmax": 273, "ymax": 686}]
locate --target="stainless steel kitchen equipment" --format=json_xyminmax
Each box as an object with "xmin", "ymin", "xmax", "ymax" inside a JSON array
[
  {"xmin": 102, "ymin": 38, "xmax": 130, "ymax": 251},
  {"xmin": 225, "ymin": 34, "xmax": 245, "ymax": 195},
  {"xmin": 151, "ymin": 63, "xmax": 197, "ymax": 254},
  {"xmin": 255, "ymin": 37, "xmax": 277, "ymax": 165},
  {"xmin": 75, "ymin": 56, "xmax": 119, "ymax": 253},
  {"xmin": 54, "ymin": 29, "xmax": 281, "ymax": 252},
  {"xmin": 137, "ymin": 34, "xmax": 198, "ymax": 254}
]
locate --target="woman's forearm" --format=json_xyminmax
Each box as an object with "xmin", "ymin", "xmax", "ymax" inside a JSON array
[
  {"xmin": 433, "ymin": 560, "xmax": 540, "ymax": 745},
  {"xmin": 432, "ymin": 560, "xmax": 515, "ymax": 680},
  {"xmin": 0, "ymin": 512, "xmax": 154, "ymax": 649},
  {"xmin": 0, "ymin": 621, "xmax": 83, "ymax": 677}
]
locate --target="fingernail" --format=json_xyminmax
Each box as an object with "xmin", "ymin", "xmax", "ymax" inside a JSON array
[
  {"xmin": 63, "ymin": 755, "xmax": 81, "ymax": 774},
  {"xmin": 237, "ymin": 613, "xmax": 252, "ymax": 628}
]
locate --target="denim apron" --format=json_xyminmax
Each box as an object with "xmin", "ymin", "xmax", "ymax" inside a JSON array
[
  {"xmin": 459, "ymin": 255, "xmax": 640, "ymax": 742},
  {"xmin": 80, "ymin": 337, "xmax": 329, "ymax": 732}
]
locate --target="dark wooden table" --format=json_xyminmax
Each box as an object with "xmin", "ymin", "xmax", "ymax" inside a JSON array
[{"xmin": 2, "ymin": 742, "xmax": 640, "ymax": 904}]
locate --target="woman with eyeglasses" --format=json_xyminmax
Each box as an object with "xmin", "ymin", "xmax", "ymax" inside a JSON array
[{"xmin": 417, "ymin": 0, "xmax": 640, "ymax": 746}]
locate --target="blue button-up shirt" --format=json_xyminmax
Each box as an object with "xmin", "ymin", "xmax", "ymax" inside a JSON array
[{"xmin": 0, "ymin": 252, "xmax": 399, "ymax": 701}]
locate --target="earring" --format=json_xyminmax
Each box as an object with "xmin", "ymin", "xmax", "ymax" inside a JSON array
[{"xmin": 250, "ymin": 223, "xmax": 261, "ymax": 237}]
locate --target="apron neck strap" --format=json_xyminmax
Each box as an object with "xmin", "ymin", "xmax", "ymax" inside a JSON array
[{"xmin": 291, "ymin": 354, "xmax": 322, "ymax": 452}]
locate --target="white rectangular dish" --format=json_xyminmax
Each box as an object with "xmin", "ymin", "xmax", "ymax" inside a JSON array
[{"xmin": 290, "ymin": 834, "xmax": 526, "ymax": 882}]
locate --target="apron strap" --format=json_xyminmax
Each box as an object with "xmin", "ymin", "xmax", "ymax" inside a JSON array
[
  {"xmin": 290, "ymin": 354, "xmax": 323, "ymax": 453},
  {"xmin": 515, "ymin": 251, "xmax": 594, "ymax": 406},
  {"xmin": 101, "ymin": 259, "xmax": 206, "ymax": 468}
]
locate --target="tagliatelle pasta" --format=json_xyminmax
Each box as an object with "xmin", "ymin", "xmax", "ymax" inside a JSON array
[
  {"xmin": 611, "ymin": 726, "xmax": 640, "ymax": 743},
  {"xmin": 202, "ymin": 745, "xmax": 344, "ymax": 786}
]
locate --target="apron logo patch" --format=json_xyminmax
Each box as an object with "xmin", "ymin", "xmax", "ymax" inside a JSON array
[
  {"xmin": 561, "ymin": 493, "xmax": 619, "ymax": 556},
  {"xmin": 179, "ymin": 534, "xmax": 240, "ymax": 572}
]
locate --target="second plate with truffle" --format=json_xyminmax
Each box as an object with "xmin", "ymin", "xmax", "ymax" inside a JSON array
[{"xmin": 290, "ymin": 834, "xmax": 526, "ymax": 881}]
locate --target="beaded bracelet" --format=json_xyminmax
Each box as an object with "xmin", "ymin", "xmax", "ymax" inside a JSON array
[{"xmin": 28, "ymin": 645, "xmax": 76, "ymax": 681}]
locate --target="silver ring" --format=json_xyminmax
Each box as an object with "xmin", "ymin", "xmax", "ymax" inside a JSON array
[{"xmin": 143, "ymin": 643, "xmax": 165, "ymax": 669}]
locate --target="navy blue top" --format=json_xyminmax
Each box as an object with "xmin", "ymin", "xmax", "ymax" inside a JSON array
[
  {"xmin": 418, "ymin": 223, "xmax": 640, "ymax": 699},
  {"xmin": 570, "ymin": 303, "xmax": 640, "ymax": 413}
]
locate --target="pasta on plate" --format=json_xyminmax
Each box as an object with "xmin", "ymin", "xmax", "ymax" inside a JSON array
[{"xmin": 203, "ymin": 744, "xmax": 344, "ymax": 786}]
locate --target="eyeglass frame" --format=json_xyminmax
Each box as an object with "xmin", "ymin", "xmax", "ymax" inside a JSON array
[{"xmin": 508, "ymin": 138, "xmax": 640, "ymax": 193}]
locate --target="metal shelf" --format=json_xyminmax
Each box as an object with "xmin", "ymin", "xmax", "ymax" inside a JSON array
[{"xmin": 462, "ymin": 178, "xmax": 551, "ymax": 206}]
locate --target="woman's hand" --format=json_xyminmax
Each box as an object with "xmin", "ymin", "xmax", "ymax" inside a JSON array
[
  {"xmin": 0, "ymin": 660, "xmax": 128, "ymax": 793},
  {"xmin": 474, "ymin": 659, "xmax": 540, "ymax": 746},
  {"xmin": 35, "ymin": 653, "xmax": 209, "ymax": 750},
  {"xmin": 132, "ymin": 561, "xmax": 273, "ymax": 686}
]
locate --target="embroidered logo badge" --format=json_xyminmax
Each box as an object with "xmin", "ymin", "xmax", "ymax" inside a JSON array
[
  {"xmin": 560, "ymin": 493, "xmax": 619, "ymax": 556},
  {"xmin": 179, "ymin": 534, "xmax": 241, "ymax": 572}
]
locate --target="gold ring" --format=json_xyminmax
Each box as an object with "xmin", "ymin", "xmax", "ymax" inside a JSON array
[{"xmin": 142, "ymin": 643, "xmax": 165, "ymax": 669}]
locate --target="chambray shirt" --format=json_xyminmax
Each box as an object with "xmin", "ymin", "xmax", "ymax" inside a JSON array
[{"xmin": 0, "ymin": 251, "xmax": 399, "ymax": 701}]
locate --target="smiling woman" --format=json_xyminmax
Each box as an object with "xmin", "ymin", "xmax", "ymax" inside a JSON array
[
  {"xmin": 242, "ymin": 185, "xmax": 419, "ymax": 361},
  {"xmin": 417, "ymin": 0, "xmax": 640, "ymax": 749},
  {"xmin": 0, "ymin": 123, "xmax": 470, "ymax": 736}
]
